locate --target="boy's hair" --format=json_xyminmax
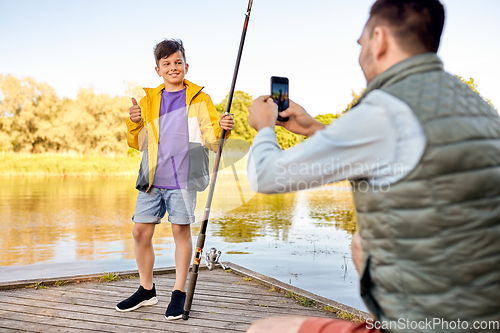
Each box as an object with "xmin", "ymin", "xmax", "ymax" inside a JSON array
[
  {"xmin": 368, "ymin": 0, "xmax": 445, "ymax": 54},
  {"xmin": 154, "ymin": 39, "xmax": 186, "ymax": 67}
]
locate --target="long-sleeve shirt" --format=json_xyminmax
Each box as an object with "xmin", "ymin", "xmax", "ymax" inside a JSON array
[{"xmin": 247, "ymin": 90, "xmax": 426, "ymax": 194}]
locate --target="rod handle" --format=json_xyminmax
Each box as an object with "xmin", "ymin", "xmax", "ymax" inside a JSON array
[{"xmin": 183, "ymin": 270, "xmax": 199, "ymax": 320}]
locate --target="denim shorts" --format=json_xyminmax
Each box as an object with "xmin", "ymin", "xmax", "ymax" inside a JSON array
[{"xmin": 132, "ymin": 188, "xmax": 197, "ymax": 225}]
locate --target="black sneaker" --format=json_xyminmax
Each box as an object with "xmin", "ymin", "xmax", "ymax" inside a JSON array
[
  {"xmin": 165, "ymin": 290, "xmax": 186, "ymax": 320},
  {"xmin": 115, "ymin": 284, "xmax": 158, "ymax": 312}
]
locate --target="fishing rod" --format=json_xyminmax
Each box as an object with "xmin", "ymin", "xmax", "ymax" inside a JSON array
[{"xmin": 183, "ymin": 0, "xmax": 254, "ymax": 320}]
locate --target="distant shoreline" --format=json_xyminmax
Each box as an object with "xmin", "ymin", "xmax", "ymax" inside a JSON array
[
  {"xmin": 0, "ymin": 173, "xmax": 138, "ymax": 177},
  {"xmin": 0, "ymin": 152, "xmax": 140, "ymax": 177}
]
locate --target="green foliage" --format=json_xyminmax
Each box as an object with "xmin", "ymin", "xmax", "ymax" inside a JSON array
[
  {"xmin": 315, "ymin": 113, "xmax": 338, "ymax": 126},
  {"xmin": 216, "ymin": 90, "xmax": 257, "ymax": 143},
  {"xmin": 455, "ymin": 75, "xmax": 496, "ymax": 110},
  {"xmin": 285, "ymin": 291, "xmax": 315, "ymax": 307},
  {"xmin": 25, "ymin": 282, "xmax": 46, "ymax": 289},
  {"xmin": 0, "ymin": 75, "xmax": 342, "ymax": 155},
  {"xmin": 0, "ymin": 75, "xmax": 62, "ymax": 153},
  {"xmin": 274, "ymin": 112, "xmax": 338, "ymax": 149},
  {"xmin": 323, "ymin": 305, "xmax": 364, "ymax": 322},
  {"xmin": 0, "ymin": 152, "xmax": 140, "ymax": 176},
  {"xmin": 127, "ymin": 147, "xmax": 140, "ymax": 158},
  {"xmin": 343, "ymin": 89, "xmax": 366, "ymax": 114},
  {"xmin": 66, "ymin": 88, "xmax": 130, "ymax": 154},
  {"xmin": 6, "ymin": 73, "xmax": 493, "ymax": 158},
  {"xmin": 347, "ymin": 76, "xmax": 497, "ymax": 113},
  {"xmin": 275, "ymin": 126, "xmax": 305, "ymax": 149},
  {"xmin": 0, "ymin": 74, "xmax": 134, "ymax": 154},
  {"xmin": 323, "ymin": 305, "xmax": 336, "ymax": 313},
  {"xmin": 216, "ymin": 90, "xmax": 308, "ymax": 149},
  {"xmin": 338, "ymin": 311, "xmax": 360, "ymax": 321},
  {"xmin": 102, "ymin": 272, "xmax": 119, "ymax": 282}
]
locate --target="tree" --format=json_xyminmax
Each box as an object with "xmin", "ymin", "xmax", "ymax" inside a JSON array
[
  {"xmin": 344, "ymin": 77, "xmax": 497, "ymax": 114},
  {"xmin": 215, "ymin": 90, "xmax": 257, "ymax": 143},
  {"xmin": 342, "ymin": 88, "xmax": 365, "ymax": 114},
  {"xmin": 70, "ymin": 88, "xmax": 129, "ymax": 154},
  {"xmin": 3, "ymin": 73, "xmax": 493, "ymax": 155},
  {"xmin": 216, "ymin": 91, "xmax": 340, "ymax": 149},
  {"xmin": 455, "ymin": 75, "xmax": 496, "ymax": 110},
  {"xmin": 275, "ymin": 126, "xmax": 305, "ymax": 149},
  {"xmin": 0, "ymin": 74, "xmax": 62, "ymax": 152},
  {"xmin": 315, "ymin": 113, "xmax": 338, "ymax": 126},
  {"xmin": 0, "ymin": 75, "xmax": 130, "ymax": 154}
]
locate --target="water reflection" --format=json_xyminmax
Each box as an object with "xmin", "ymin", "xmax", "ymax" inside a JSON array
[
  {"xmin": 0, "ymin": 177, "xmax": 365, "ymax": 311},
  {"xmin": 212, "ymin": 192, "xmax": 296, "ymax": 243},
  {"xmin": 0, "ymin": 178, "xmax": 138, "ymax": 265},
  {"xmin": 306, "ymin": 184, "xmax": 357, "ymax": 234}
]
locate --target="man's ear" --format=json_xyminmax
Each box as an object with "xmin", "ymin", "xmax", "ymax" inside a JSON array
[
  {"xmin": 155, "ymin": 66, "xmax": 161, "ymax": 77},
  {"xmin": 185, "ymin": 63, "xmax": 189, "ymax": 74},
  {"xmin": 372, "ymin": 26, "xmax": 389, "ymax": 60}
]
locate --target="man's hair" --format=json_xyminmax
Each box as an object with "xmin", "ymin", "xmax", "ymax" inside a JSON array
[
  {"xmin": 368, "ymin": 0, "xmax": 445, "ymax": 54},
  {"xmin": 154, "ymin": 39, "xmax": 186, "ymax": 67}
]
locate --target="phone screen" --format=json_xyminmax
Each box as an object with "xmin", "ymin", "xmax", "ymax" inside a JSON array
[{"xmin": 271, "ymin": 78, "xmax": 289, "ymax": 111}]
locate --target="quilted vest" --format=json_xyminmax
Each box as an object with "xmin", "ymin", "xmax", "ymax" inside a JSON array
[{"xmin": 352, "ymin": 53, "xmax": 500, "ymax": 332}]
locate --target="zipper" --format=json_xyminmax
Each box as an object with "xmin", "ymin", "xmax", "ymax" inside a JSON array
[
  {"xmin": 187, "ymin": 86, "xmax": 204, "ymax": 114},
  {"xmin": 145, "ymin": 90, "xmax": 160, "ymax": 143},
  {"xmin": 186, "ymin": 85, "xmax": 203, "ymax": 143}
]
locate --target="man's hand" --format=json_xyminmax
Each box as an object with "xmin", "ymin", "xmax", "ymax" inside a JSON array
[
  {"xmin": 219, "ymin": 113, "xmax": 234, "ymax": 131},
  {"xmin": 248, "ymin": 95, "xmax": 278, "ymax": 132},
  {"xmin": 129, "ymin": 98, "xmax": 142, "ymax": 123},
  {"xmin": 276, "ymin": 100, "xmax": 325, "ymax": 137}
]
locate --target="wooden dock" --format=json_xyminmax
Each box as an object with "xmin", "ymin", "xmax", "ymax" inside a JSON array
[{"xmin": 0, "ymin": 262, "xmax": 368, "ymax": 332}]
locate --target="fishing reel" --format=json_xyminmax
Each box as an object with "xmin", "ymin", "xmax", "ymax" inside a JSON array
[{"xmin": 204, "ymin": 247, "xmax": 229, "ymax": 271}]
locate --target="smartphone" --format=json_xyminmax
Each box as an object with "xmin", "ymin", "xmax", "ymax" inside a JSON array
[{"xmin": 271, "ymin": 76, "xmax": 289, "ymax": 122}]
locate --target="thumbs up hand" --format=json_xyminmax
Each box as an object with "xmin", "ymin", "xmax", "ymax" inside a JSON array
[{"xmin": 129, "ymin": 98, "xmax": 142, "ymax": 123}]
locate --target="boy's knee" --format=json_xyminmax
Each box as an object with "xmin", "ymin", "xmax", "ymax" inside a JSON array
[
  {"xmin": 133, "ymin": 223, "xmax": 155, "ymax": 242},
  {"xmin": 171, "ymin": 223, "xmax": 190, "ymax": 234},
  {"xmin": 171, "ymin": 224, "xmax": 192, "ymax": 241}
]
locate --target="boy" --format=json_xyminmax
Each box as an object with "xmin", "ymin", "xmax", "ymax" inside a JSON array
[{"xmin": 116, "ymin": 39, "xmax": 233, "ymax": 320}]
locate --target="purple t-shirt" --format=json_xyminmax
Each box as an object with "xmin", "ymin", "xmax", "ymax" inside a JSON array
[{"xmin": 152, "ymin": 88, "xmax": 189, "ymax": 189}]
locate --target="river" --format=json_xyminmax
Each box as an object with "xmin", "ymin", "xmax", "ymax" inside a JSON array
[{"xmin": 0, "ymin": 173, "xmax": 366, "ymax": 312}]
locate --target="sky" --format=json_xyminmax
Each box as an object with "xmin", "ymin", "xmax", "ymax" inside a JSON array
[{"xmin": 1, "ymin": 0, "xmax": 499, "ymax": 116}]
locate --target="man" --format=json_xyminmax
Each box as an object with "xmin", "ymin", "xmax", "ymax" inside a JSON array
[{"xmin": 246, "ymin": 0, "xmax": 500, "ymax": 332}]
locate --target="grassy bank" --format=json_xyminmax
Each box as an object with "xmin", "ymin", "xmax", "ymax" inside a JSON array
[{"xmin": 0, "ymin": 152, "xmax": 141, "ymax": 177}]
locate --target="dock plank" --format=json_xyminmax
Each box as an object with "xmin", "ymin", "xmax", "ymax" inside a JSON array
[
  {"xmin": 1, "ymin": 286, "xmax": 326, "ymax": 319},
  {"xmin": 0, "ymin": 263, "xmax": 367, "ymax": 332},
  {"xmin": 65, "ymin": 284, "xmax": 307, "ymax": 308}
]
